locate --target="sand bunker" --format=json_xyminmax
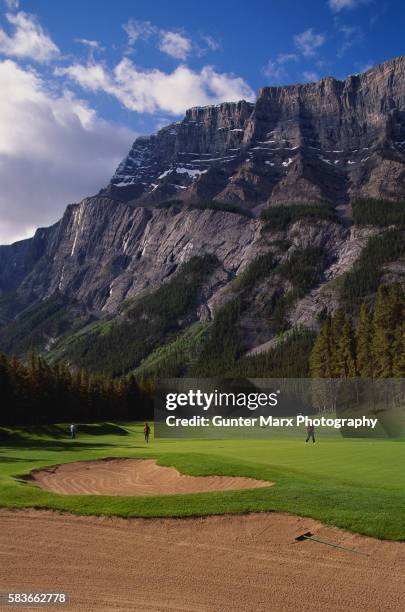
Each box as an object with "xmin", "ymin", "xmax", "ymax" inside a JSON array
[
  {"xmin": 25, "ymin": 458, "xmax": 273, "ymax": 496},
  {"xmin": 1, "ymin": 509, "xmax": 404, "ymax": 611}
]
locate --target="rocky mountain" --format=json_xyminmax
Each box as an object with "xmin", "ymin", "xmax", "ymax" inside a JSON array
[
  {"xmin": 103, "ymin": 55, "xmax": 405, "ymax": 209},
  {"xmin": 1, "ymin": 56, "xmax": 405, "ymax": 375}
]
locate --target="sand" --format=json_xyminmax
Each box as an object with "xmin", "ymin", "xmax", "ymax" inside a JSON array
[
  {"xmin": 24, "ymin": 459, "xmax": 272, "ymax": 496},
  {"xmin": 0, "ymin": 509, "xmax": 404, "ymax": 611}
]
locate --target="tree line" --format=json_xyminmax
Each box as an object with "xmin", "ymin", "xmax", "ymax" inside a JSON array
[
  {"xmin": 310, "ymin": 284, "xmax": 405, "ymax": 378},
  {"xmin": 0, "ymin": 352, "xmax": 153, "ymax": 426}
]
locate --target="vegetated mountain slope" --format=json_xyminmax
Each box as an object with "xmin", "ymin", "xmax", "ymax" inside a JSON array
[{"xmin": 1, "ymin": 57, "xmax": 405, "ymax": 375}]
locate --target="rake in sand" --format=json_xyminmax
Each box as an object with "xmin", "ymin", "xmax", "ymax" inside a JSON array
[{"xmin": 295, "ymin": 532, "xmax": 369, "ymax": 556}]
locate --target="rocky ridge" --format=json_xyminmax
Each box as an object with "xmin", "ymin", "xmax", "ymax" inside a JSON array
[
  {"xmin": 1, "ymin": 56, "xmax": 405, "ymax": 365},
  {"xmin": 104, "ymin": 56, "xmax": 405, "ymax": 208}
]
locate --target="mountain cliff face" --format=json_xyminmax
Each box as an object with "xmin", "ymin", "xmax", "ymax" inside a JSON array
[
  {"xmin": 0, "ymin": 197, "xmax": 261, "ymax": 314},
  {"xmin": 103, "ymin": 56, "xmax": 405, "ymax": 208},
  {"xmin": 1, "ymin": 56, "xmax": 405, "ymax": 372}
]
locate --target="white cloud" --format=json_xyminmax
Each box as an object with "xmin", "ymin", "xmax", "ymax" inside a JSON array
[
  {"xmin": 263, "ymin": 60, "xmax": 288, "ymax": 82},
  {"xmin": 56, "ymin": 61, "xmax": 110, "ymax": 91},
  {"xmin": 75, "ymin": 38, "xmax": 103, "ymax": 51},
  {"xmin": 4, "ymin": 0, "xmax": 19, "ymax": 9},
  {"xmin": 302, "ymin": 70, "xmax": 319, "ymax": 82},
  {"xmin": 57, "ymin": 59, "xmax": 255, "ymax": 115},
  {"xmin": 353, "ymin": 60, "xmax": 374, "ymax": 74},
  {"xmin": 122, "ymin": 19, "xmax": 218, "ymax": 60},
  {"xmin": 0, "ymin": 11, "xmax": 59, "ymax": 62},
  {"xmin": 360, "ymin": 61, "xmax": 374, "ymax": 72},
  {"xmin": 337, "ymin": 24, "xmax": 364, "ymax": 57},
  {"xmin": 122, "ymin": 19, "xmax": 157, "ymax": 46},
  {"xmin": 74, "ymin": 38, "xmax": 105, "ymax": 62},
  {"xmin": 277, "ymin": 53, "xmax": 299, "ymax": 64},
  {"xmin": 263, "ymin": 53, "xmax": 298, "ymax": 83},
  {"xmin": 158, "ymin": 31, "xmax": 192, "ymax": 60},
  {"xmin": 0, "ymin": 60, "xmax": 134, "ymax": 244},
  {"xmin": 294, "ymin": 29, "xmax": 325, "ymax": 57},
  {"xmin": 329, "ymin": 0, "xmax": 355, "ymax": 9},
  {"xmin": 200, "ymin": 34, "xmax": 220, "ymax": 52},
  {"xmin": 329, "ymin": 0, "xmax": 368, "ymax": 11}
]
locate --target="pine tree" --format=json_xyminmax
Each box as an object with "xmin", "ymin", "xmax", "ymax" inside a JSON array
[
  {"xmin": 356, "ymin": 303, "xmax": 374, "ymax": 377},
  {"xmin": 372, "ymin": 286, "xmax": 394, "ymax": 377},
  {"xmin": 310, "ymin": 318, "xmax": 333, "ymax": 378},
  {"xmin": 0, "ymin": 353, "xmax": 12, "ymax": 412},
  {"xmin": 393, "ymin": 323, "xmax": 405, "ymax": 377},
  {"xmin": 337, "ymin": 319, "xmax": 357, "ymax": 378},
  {"xmin": 330, "ymin": 308, "xmax": 346, "ymax": 376}
]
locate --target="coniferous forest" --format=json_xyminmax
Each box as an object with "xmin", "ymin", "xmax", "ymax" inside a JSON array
[
  {"xmin": 2, "ymin": 282, "xmax": 405, "ymax": 425},
  {"xmin": 0, "ymin": 353, "xmax": 152, "ymax": 426},
  {"xmin": 310, "ymin": 284, "xmax": 405, "ymax": 378}
]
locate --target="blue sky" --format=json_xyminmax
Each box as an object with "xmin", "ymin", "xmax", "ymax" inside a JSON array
[
  {"xmin": 0, "ymin": 0, "xmax": 403, "ymax": 242},
  {"xmin": 19, "ymin": 0, "xmax": 405, "ymax": 132}
]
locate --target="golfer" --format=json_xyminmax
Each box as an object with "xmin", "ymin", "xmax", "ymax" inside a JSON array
[
  {"xmin": 305, "ymin": 423, "xmax": 315, "ymax": 443},
  {"xmin": 144, "ymin": 422, "xmax": 151, "ymax": 444}
]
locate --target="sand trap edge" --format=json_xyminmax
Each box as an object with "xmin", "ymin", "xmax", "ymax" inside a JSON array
[{"xmin": 17, "ymin": 457, "xmax": 274, "ymax": 497}]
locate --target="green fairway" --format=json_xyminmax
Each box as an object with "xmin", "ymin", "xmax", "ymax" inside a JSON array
[{"xmin": 0, "ymin": 422, "xmax": 404, "ymax": 540}]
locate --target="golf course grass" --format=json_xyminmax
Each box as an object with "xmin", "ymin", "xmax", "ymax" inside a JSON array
[{"xmin": 1, "ymin": 422, "xmax": 404, "ymax": 540}]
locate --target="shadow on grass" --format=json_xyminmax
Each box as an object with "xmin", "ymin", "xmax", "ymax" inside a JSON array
[
  {"xmin": 0, "ymin": 439, "xmax": 138, "ymax": 451},
  {"xmin": 78, "ymin": 423, "xmax": 128, "ymax": 436},
  {"xmin": 1, "ymin": 422, "xmax": 129, "ymax": 439},
  {"xmin": 0, "ymin": 428, "xmax": 28, "ymax": 442},
  {"xmin": 1, "ymin": 425, "xmax": 70, "ymax": 439},
  {"xmin": 0, "ymin": 456, "xmax": 39, "ymax": 462}
]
